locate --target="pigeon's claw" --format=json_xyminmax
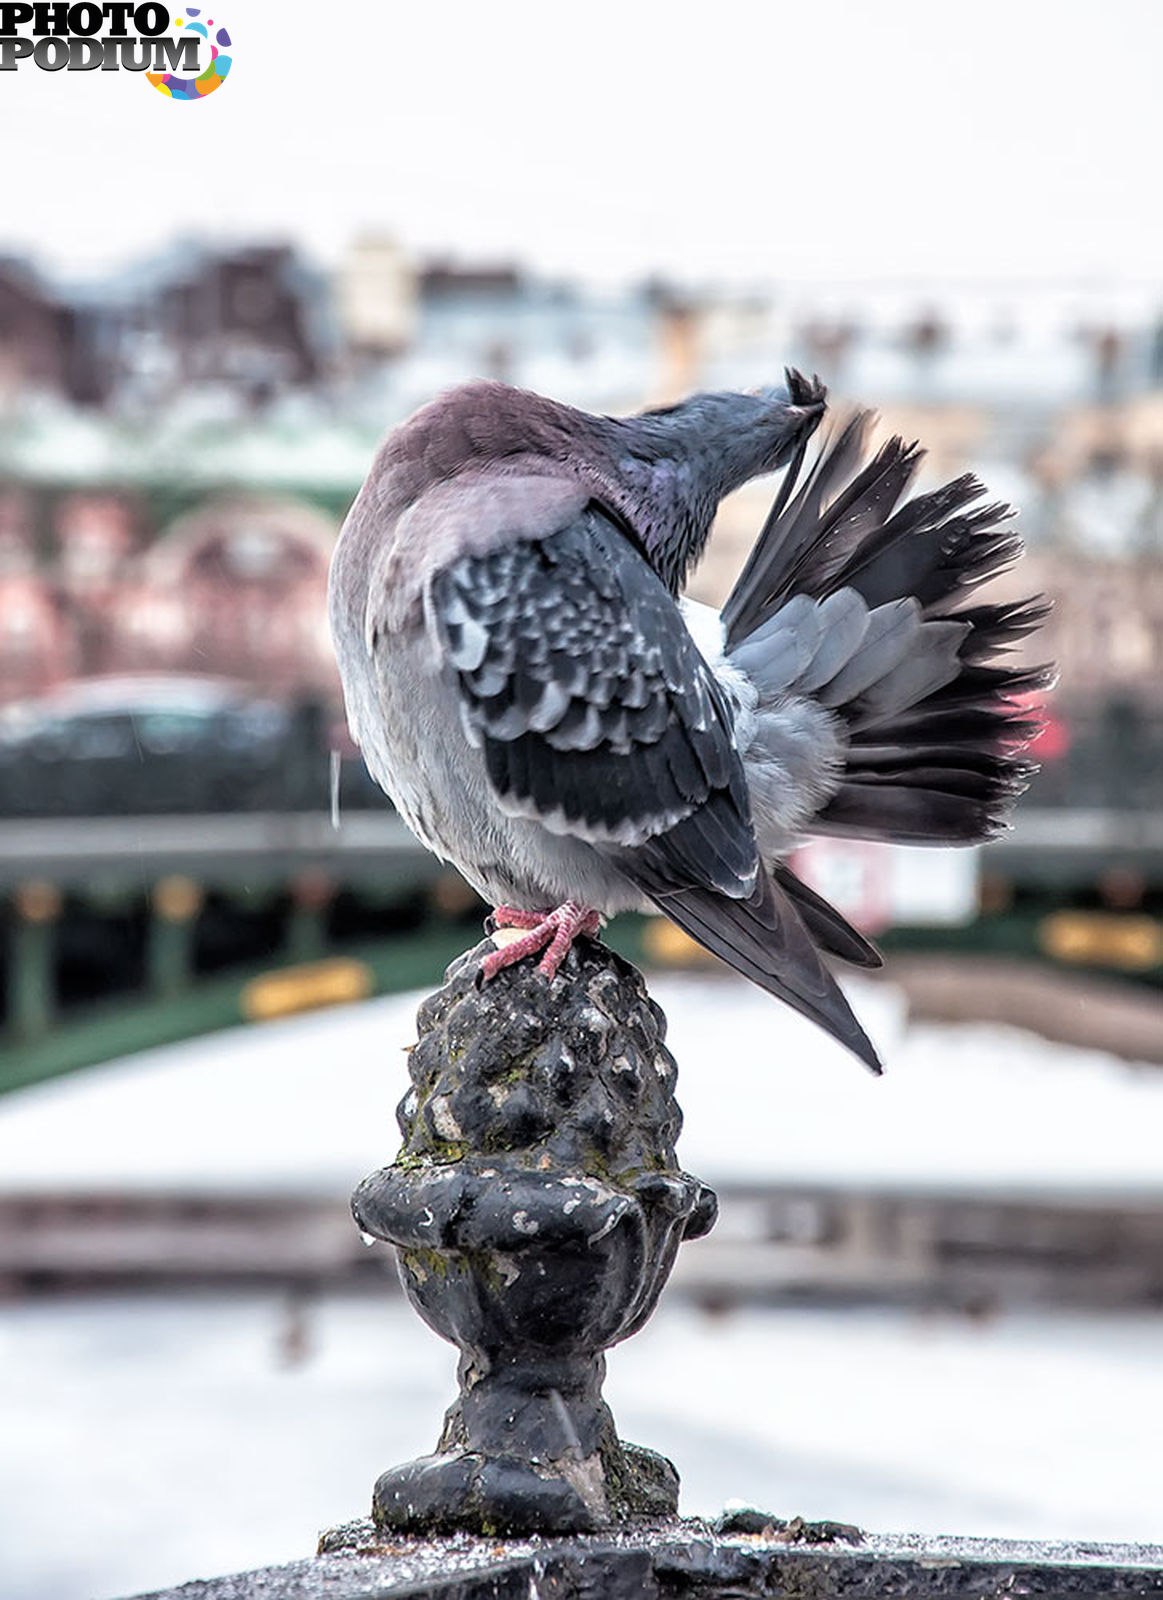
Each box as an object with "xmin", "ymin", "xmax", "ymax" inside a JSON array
[{"xmin": 482, "ymin": 901, "xmax": 602, "ymax": 982}]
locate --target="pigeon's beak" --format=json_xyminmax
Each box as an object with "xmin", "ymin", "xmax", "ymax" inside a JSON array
[
  {"xmin": 784, "ymin": 367, "xmax": 828, "ymax": 412},
  {"xmin": 770, "ymin": 374, "xmax": 827, "ymax": 467},
  {"xmin": 755, "ymin": 369, "xmax": 828, "ymax": 467}
]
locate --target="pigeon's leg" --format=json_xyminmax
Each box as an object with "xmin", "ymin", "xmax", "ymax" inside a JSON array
[{"xmin": 482, "ymin": 901, "xmax": 602, "ymax": 982}]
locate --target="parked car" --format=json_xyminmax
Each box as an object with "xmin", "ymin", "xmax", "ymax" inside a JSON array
[{"xmin": 0, "ymin": 676, "xmax": 303, "ymax": 816}]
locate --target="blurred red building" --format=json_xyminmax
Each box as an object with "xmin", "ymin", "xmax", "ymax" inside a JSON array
[
  {"xmin": 111, "ymin": 497, "xmax": 337, "ymax": 698},
  {"xmin": 0, "ymin": 491, "xmax": 339, "ymax": 710},
  {"xmin": 0, "ymin": 488, "xmax": 77, "ymax": 698}
]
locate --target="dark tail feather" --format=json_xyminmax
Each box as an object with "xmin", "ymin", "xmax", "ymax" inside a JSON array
[
  {"xmin": 640, "ymin": 872, "xmax": 883, "ymax": 1074},
  {"xmin": 771, "ymin": 862, "xmax": 883, "ymax": 970},
  {"xmin": 822, "ymin": 645, "xmax": 1056, "ymax": 842},
  {"xmin": 726, "ymin": 414, "xmax": 1053, "ymax": 850},
  {"xmin": 954, "ymin": 596, "xmax": 1054, "ymax": 660},
  {"xmin": 723, "ymin": 411, "xmax": 921, "ymax": 648}
]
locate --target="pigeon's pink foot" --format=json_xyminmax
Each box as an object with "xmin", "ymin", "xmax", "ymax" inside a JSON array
[
  {"xmin": 482, "ymin": 901, "xmax": 602, "ymax": 982},
  {"xmin": 488, "ymin": 906, "xmax": 547, "ymax": 932}
]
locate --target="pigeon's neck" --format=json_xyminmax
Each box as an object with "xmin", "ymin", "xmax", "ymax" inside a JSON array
[{"xmin": 590, "ymin": 392, "xmax": 801, "ymax": 593}]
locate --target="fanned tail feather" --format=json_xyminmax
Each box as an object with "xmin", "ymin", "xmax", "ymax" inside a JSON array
[
  {"xmin": 724, "ymin": 411, "xmax": 1054, "ymax": 850},
  {"xmin": 621, "ymin": 402, "xmax": 1050, "ymax": 1075}
]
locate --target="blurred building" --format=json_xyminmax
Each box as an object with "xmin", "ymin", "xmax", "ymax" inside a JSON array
[
  {"xmin": 2, "ymin": 236, "xmax": 1163, "ymax": 732},
  {"xmin": 0, "ymin": 486, "xmax": 338, "ymax": 709},
  {"xmin": 0, "ymin": 258, "xmax": 106, "ymax": 408},
  {"xmin": 0, "ymin": 491, "xmax": 77, "ymax": 696},
  {"xmin": 0, "ymin": 244, "xmax": 335, "ymax": 418},
  {"xmin": 55, "ymin": 494, "xmax": 137, "ymax": 676},
  {"xmin": 0, "ymin": 259, "xmax": 71, "ymax": 405},
  {"xmin": 113, "ymin": 497, "xmax": 337, "ymax": 698},
  {"xmin": 139, "ymin": 244, "xmax": 332, "ymax": 409},
  {"xmin": 1019, "ymin": 548, "xmax": 1163, "ymax": 703},
  {"xmin": 0, "ymin": 571, "xmax": 76, "ymax": 700},
  {"xmin": 338, "ymin": 235, "xmax": 418, "ymax": 362},
  {"xmin": 0, "ymin": 488, "xmax": 34, "ymax": 574}
]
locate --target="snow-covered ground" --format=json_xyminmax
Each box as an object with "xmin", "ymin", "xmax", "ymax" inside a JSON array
[
  {"xmin": 0, "ymin": 971, "xmax": 1161, "ymax": 1197},
  {"xmin": 0, "ymin": 1290, "xmax": 1161, "ymax": 1600}
]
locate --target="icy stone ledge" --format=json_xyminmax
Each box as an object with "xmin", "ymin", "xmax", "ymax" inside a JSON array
[{"xmin": 125, "ymin": 1518, "xmax": 1163, "ymax": 1599}]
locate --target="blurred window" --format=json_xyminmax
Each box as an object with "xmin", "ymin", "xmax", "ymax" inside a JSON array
[
  {"xmin": 47, "ymin": 715, "xmax": 137, "ymax": 761},
  {"xmin": 219, "ymin": 703, "xmax": 287, "ymax": 750},
  {"xmin": 135, "ymin": 711, "xmax": 213, "ymax": 754}
]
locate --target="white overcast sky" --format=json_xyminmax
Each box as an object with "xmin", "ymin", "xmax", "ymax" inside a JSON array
[{"xmin": 1, "ymin": 0, "xmax": 1161, "ymax": 288}]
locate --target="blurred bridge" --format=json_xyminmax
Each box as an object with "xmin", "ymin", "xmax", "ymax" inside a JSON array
[
  {"xmin": 4, "ymin": 806, "xmax": 1163, "ymax": 890},
  {"xmin": 2, "ymin": 804, "xmax": 1162, "ymax": 1095},
  {"xmin": 0, "ymin": 810, "xmax": 428, "ymax": 890}
]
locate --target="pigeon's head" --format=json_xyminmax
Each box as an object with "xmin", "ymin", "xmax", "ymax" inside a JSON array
[
  {"xmin": 602, "ymin": 370, "xmax": 828, "ymax": 589},
  {"xmin": 628, "ymin": 369, "xmax": 826, "ymax": 472}
]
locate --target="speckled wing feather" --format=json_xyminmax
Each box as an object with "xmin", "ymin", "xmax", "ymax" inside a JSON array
[
  {"xmin": 430, "ymin": 504, "xmax": 881, "ymax": 1071},
  {"xmin": 430, "ymin": 505, "xmax": 758, "ymax": 898}
]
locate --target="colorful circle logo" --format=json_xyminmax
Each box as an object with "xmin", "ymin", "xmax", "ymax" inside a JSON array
[{"xmin": 147, "ymin": 8, "xmax": 231, "ymax": 101}]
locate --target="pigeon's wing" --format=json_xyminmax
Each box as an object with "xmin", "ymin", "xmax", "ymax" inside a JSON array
[
  {"xmin": 430, "ymin": 503, "xmax": 757, "ymax": 898},
  {"xmin": 430, "ymin": 502, "xmax": 881, "ymax": 1071}
]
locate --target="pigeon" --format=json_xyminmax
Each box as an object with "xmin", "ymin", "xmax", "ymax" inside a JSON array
[{"xmin": 328, "ymin": 373, "xmax": 1051, "ymax": 1073}]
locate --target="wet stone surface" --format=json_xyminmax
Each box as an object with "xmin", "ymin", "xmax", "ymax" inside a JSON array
[{"xmin": 350, "ymin": 935, "xmax": 717, "ymax": 1536}]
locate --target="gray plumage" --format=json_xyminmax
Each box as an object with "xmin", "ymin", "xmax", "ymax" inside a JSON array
[{"xmin": 329, "ymin": 374, "xmax": 1050, "ymax": 1074}]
